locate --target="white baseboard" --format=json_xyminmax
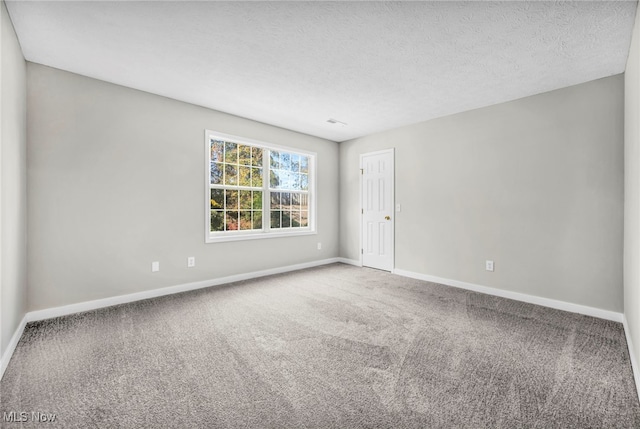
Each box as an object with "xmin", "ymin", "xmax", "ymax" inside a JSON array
[
  {"xmin": 336, "ymin": 257, "xmax": 361, "ymax": 267},
  {"xmin": 1, "ymin": 315, "xmax": 27, "ymax": 381},
  {"xmin": 393, "ymin": 268, "xmax": 623, "ymax": 323},
  {"xmin": 623, "ymin": 315, "xmax": 640, "ymax": 402},
  {"xmin": 26, "ymin": 257, "xmax": 342, "ymax": 323}
]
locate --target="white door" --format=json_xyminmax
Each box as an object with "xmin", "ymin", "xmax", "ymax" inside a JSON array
[{"xmin": 361, "ymin": 149, "xmax": 394, "ymax": 271}]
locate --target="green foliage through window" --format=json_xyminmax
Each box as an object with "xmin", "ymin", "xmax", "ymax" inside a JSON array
[{"xmin": 208, "ymin": 136, "xmax": 311, "ymax": 235}]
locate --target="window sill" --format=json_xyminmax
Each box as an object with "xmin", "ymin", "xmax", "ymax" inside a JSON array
[{"xmin": 206, "ymin": 229, "xmax": 317, "ymax": 243}]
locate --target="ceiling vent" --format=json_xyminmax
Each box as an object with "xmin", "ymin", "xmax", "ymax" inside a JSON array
[{"xmin": 327, "ymin": 118, "xmax": 348, "ymax": 126}]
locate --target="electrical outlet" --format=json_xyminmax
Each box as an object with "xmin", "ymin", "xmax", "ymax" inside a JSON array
[
  {"xmin": 187, "ymin": 257, "xmax": 195, "ymax": 268},
  {"xmin": 485, "ymin": 260, "xmax": 494, "ymax": 272},
  {"xmin": 152, "ymin": 261, "xmax": 160, "ymax": 272},
  {"xmin": 317, "ymin": 242, "xmax": 322, "ymax": 250}
]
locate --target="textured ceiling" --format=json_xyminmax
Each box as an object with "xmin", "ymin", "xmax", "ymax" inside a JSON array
[{"xmin": 6, "ymin": 1, "xmax": 639, "ymax": 142}]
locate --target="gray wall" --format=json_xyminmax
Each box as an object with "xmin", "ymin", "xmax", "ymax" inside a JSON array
[
  {"xmin": 340, "ymin": 75, "xmax": 624, "ymax": 312},
  {"xmin": 1, "ymin": 0, "xmax": 27, "ymax": 358},
  {"xmin": 27, "ymin": 63, "xmax": 339, "ymax": 311},
  {"xmin": 625, "ymin": 5, "xmax": 640, "ymax": 374}
]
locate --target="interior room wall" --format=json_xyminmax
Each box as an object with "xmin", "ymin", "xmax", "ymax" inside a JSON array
[
  {"xmin": 26, "ymin": 63, "xmax": 339, "ymax": 312},
  {"xmin": 1, "ymin": 0, "xmax": 28, "ymax": 360},
  {"xmin": 624, "ymin": 4, "xmax": 640, "ymax": 384},
  {"xmin": 340, "ymin": 75, "xmax": 624, "ymax": 313}
]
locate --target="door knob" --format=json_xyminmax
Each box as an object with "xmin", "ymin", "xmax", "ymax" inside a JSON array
[{"xmin": 385, "ymin": 215, "xmax": 391, "ymax": 220}]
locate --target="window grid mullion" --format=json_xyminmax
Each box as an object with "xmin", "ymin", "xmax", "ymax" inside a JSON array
[{"xmin": 210, "ymin": 184, "xmax": 261, "ymax": 191}]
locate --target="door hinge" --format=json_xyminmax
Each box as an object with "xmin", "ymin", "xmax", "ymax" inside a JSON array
[
  {"xmin": 361, "ymin": 249, "xmax": 364, "ymax": 254},
  {"xmin": 360, "ymin": 168, "xmax": 363, "ymax": 175},
  {"xmin": 361, "ymin": 208, "xmax": 363, "ymax": 214}
]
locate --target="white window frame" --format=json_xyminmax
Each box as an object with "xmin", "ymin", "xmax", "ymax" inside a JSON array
[{"xmin": 205, "ymin": 130, "xmax": 317, "ymax": 243}]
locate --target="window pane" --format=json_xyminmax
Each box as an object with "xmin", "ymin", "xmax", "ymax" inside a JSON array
[
  {"xmin": 251, "ymin": 147, "xmax": 263, "ymax": 167},
  {"xmin": 252, "ymin": 191, "xmax": 262, "ymax": 209},
  {"xmin": 225, "ymin": 190, "xmax": 238, "ymax": 210},
  {"xmin": 281, "ymin": 152, "xmax": 291, "ymax": 171},
  {"xmin": 239, "ymin": 145, "xmax": 251, "ymax": 166},
  {"xmin": 225, "ymin": 142, "xmax": 238, "ymax": 164},
  {"xmin": 270, "ymin": 170, "xmax": 280, "ymax": 188},
  {"xmin": 211, "ymin": 140, "xmax": 224, "ymax": 162},
  {"xmin": 282, "ymin": 171, "xmax": 293, "ymax": 189},
  {"xmin": 251, "ymin": 168, "xmax": 263, "ymax": 187},
  {"xmin": 281, "ymin": 192, "xmax": 291, "ymax": 210},
  {"xmin": 282, "ymin": 211, "xmax": 291, "ymax": 228},
  {"xmin": 291, "ymin": 193, "xmax": 300, "ymax": 209},
  {"xmin": 238, "ymin": 166, "xmax": 251, "ymax": 186},
  {"xmin": 291, "ymin": 154, "xmax": 300, "ymax": 172},
  {"xmin": 253, "ymin": 211, "xmax": 262, "ymax": 229},
  {"xmin": 225, "ymin": 164, "xmax": 237, "ymax": 185},
  {"xmin": 300, "ymin": 173, "xmax": 308, "ymax": 191},
  {"xmin": 239, "ymin": 190, "xmax": 252, "ymax": 209},
  {"xmin": 239, "ymin": 211, "xmax": 252, "ymax": 230},
  {"xmin": 292, "ymin": 173, "xmax": 302, "ymax": 190},
  {"xmin": 300, "ymin": 193, "xmax": 309, "ymax": 211},
  {"xmin": 300, "ymin": 211, "xmax": 308, "ymax": 227},
  {"xmin": 300, "ymin": 156, "xmax": 309, "ymax": 174},
  {"xmin": 211, "ymin": 210, "xmax": 224, "ymax": 231},
  {"xmin": 270, "ymin": 151, "xmax": 280, "ymax": 169},
  {"xmin": 291, "ymin": 211, "xmax": 301, "ymax": 227},
  {"xmin": 270, "ymin": 210, "xmax": 281, "ymax": 228},
  {"xmin": 210, "ymin": 189, "xmax": 224, "ymax": 209},
  {"xmin": 270, "ymin": 192, "xmax": 280, "ymax": 209},
  {"xmin": 210, "ymin": 163, "xmax": 223, "ymax": 185},
  {"xmin": 225, "ymin": 211, "xmax": 239, "ymax": 231}
]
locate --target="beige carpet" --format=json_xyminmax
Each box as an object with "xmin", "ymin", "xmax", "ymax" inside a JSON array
[{"xmin": 1, "ymin": 263, "xmax": 639, "ymax": 428}]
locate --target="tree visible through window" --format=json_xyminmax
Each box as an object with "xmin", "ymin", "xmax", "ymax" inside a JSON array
[
  {"xmin": 269, "ymin": 150, "xmax": 309, "ymax": 229},
  {"xmin": 206, "ymin": 131, "xmax": 315, "ymax": 242},
  {"xmin": 209, "ymin": 140, "xmax": 263, "ymax": 232}
]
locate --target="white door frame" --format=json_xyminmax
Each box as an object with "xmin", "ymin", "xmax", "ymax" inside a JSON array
[{"xmin": 359, "ymin": 148, "xmax": 395, "ymax": 271}]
